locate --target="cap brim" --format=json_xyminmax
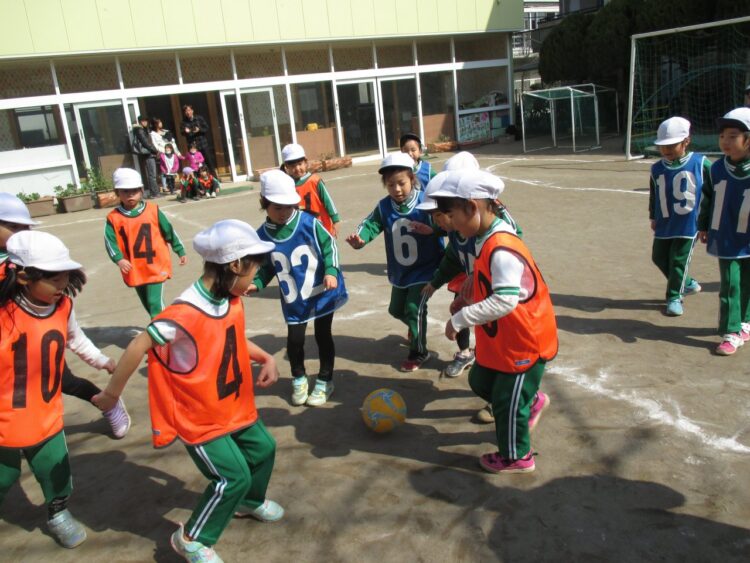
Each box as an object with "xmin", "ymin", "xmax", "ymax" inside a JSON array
[
  {"xmin": 252, "ymin": 240, "xmax": 275, "ymax": 254},
  {"xmin": 0, "ymin": 214, "xmax": 38, "ymax": 226},
  {"xmin": 37, "ymin": 258, "xmax": 83, "ymax": 271},
  {"xmin": 378, "ymin": 164, "xmax": 413, "ymax": 174},
  {"xmin": 415, "ymin": 199, "xmax": 437, "ymax": 211},
  {"xmin": 717, "ymin": 117, "xmax": 750, "ymax": 132},
  {"xmin": 264, "ymin": 194, "xmax": 301, "ymax": 205},
  {"xmin": 654, "ymin": 136, "xmax": 687, "ymax": 146}
]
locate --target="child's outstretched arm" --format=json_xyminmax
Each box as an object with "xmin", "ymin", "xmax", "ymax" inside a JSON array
[
  {"xmin": 92, "ymin": 331, "xmax": 155, "ymax": 412},
  {"xmin": 67, "ymin": 309, "xmax": 116, "ymax": 373},
  {"xmin": 314, "ymin": 219, "xmax": 340, "ymax": 290},
  {"xmin": 247, "ymin": 340, "xmax": 279, "ymax": 388},
  {"xmin": 346, "ymin": 206, "xmax": 383, "ymax": 249},
  {"xmin": 156, "ymin": 208, "xmax": 188, "ymax": 265}
]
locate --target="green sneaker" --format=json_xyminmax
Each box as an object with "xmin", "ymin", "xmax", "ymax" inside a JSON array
[
  {"xmin": 291, "ymin": 376, "xmax": 308, "ymax": 406},
  {"xmin": 47, "ymin": 509, "xmax": 87, "ymax": 548},
  {"xmin": 306, "ymin": 380, "xmax": 334, "ymax": 406}
]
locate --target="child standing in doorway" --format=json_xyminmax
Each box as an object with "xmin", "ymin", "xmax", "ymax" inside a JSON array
[
  {"xmin": 346, "ymin": 152, "xmax": 444, "ymax": 371},
  {"xmin": 400, "ymin": 133, "xmax": 436, "ymax": 189},
  {"xmin": 105, "ymin": 167, "xmax": 188, "ymax": 317},
  {"xmin": 249, "ymin": 170, "xmax": 348, "ymax": 406},
  {"xmin": 649, "ymin": 117, "xmax": 708, "ymax": 317},
  {"xmin": 698, "ymin": 107, "xmax": 750, "ymax": 355},
  {"xmin": 281, "ymin": 143, "xmax": 341, "ymax": 236},
  {"xmin": 93, "ymin": 219, "xmax": 283, "ymax": 563}
]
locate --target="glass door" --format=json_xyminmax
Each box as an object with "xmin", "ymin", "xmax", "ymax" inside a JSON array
[
  {"xmin": 73, "ymin": 100, "xmax": 138, "ymax": 175},
  {"xmin": 377, "ymin": 76, "xmax": 419, "ymax": 153},
  {"xmin": 336, "ymin": 80, "xmax": 382, "ymax": 158}
]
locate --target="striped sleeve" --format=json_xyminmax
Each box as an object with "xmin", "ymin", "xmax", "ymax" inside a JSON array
[
  {"xmin": 317, "ymin": 179, "xmax": 340, "ymax": 223},
  {"xmin": 314, "ymin": 219, "xmax": 340, "ymax": 276},
  {"xmin": 104, "ymin": 218, "xmax": 124, "ymax": 263},
  {"xmin": 157, "ymin": 207, "xmax": 186, "ymax": 257},
  {"xmin": 355, "ymin": 205, "xmax": 384, "ymax": 244}
]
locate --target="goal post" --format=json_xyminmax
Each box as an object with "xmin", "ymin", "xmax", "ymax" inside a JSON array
[{"xmin": 626, "ymin": 16, "xmax": 750, "ymax": 160}]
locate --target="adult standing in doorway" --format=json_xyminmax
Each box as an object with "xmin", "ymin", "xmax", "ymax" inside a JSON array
[
  {"xmin": 132, "ymin": 115, "xmax": 160, "ymax": 199},
  {"xmin": 180, "ymin": 105, "xmax": 216, "ymax": 176}
]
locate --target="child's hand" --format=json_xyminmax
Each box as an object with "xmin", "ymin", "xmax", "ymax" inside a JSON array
[
  {"xmin": 323, "ymin": 274, "xmax": 338, "ymax": 290},
  {"xmin": 650, "ymin": 220, "xmax": 656, "ymax": 232},
  {"xmin": 118, "ymin": 259, "xmax": 133, "ymax": 274},
  {"xmin": 103, "ymin": 358, "xmax": 116, "ymax": 374},
  {"xmin": 421, "ymin": 283, "xmax": 436, "ymax": 298},
  {"xmin": 409, "ymin": 221, "xmax": 433, "ymax": 235},
  {"xmin": 346, "ymin": 233, "xmax": 365, "ymax": 249},
  {"xmin": 445, "ymin": 319, "xmax": 458, "ymax": 341},
  {"xmin": 698, "ymin": 230, "xmax": 708, "ymax": 243},
  {"xmin": 449, "ymin": 294, "xmax": 468, "ymax": 315},
  {"xmin": 92, "ymin": 390, "xmax": 118, "ymax": 412},
  {"xmin": 255, "ymin": 357, "xmax": 279, "ymax": 388},
  {"xmin": 331, "ymin": 222, "xmax": 339, "ymax": 238},
  {"xmin": 245, "ymin": 284, "xmax": 259, "ymax": 295},
  {"xmin": 179, "ymin": 255, "xmax": 188, "ymax": 266}
]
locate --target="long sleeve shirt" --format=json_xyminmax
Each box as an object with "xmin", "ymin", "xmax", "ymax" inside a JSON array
[{"xmin": 104, "ymin": 201, "xmax": 186, "ymax": 263}]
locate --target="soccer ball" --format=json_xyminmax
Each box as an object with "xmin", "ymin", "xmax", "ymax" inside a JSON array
[{"xmin": 361, "ymin": 388, "xmax": 407, "ymax": 433}]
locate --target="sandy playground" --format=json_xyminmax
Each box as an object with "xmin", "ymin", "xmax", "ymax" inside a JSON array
[{"xmin": 2, "ymin": 137, "xmax": 749, "ymax": 562}]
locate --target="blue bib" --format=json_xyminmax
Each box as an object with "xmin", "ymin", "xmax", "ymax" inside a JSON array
[
  {"xmin": 706, "ymin": 158, "xmax": 750, "ymax": 258},
  {"xmin": 415, "ymin": 160, "xmax": 433, "ymax": 190},
  {"xmin": 651, "ymin": 153, "xmax": 705, "ymax": 238},
  {"xmin": 378, "ymin": 191, "xmax": 444, "ymax": 287},
  {"xmin": 259, "ymin": 212, "xmax": 348, "ymax": 324},
  {"xmin": 449, "ymin": 231, "xmax": 475, "ymax": 275}
]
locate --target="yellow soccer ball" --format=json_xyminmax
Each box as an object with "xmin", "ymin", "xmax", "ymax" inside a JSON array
[{"xmin": 361, "ymin": 388, "xmax": 407, "ymax": 433}]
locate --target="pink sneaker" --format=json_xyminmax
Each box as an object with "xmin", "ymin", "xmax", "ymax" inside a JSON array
[
  {"xmin": 715, "ymin": 333, "xmax": 744, "ymax": 356},
  {"xmin": 741, "ymin": 323, "xmax": 750, "ymax": 343},
  {"xmin": 479, "ymin": 451, "xmax": 535, "ymax": 474},
  {"xmin": 528, "ymin": 392, "xmax": 550, "ymax": 432}
]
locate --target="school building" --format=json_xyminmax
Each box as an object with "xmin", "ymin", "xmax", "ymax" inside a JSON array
[{"xmin": 0, "ymin": 0, "xmax": 523, "ymax": 194}]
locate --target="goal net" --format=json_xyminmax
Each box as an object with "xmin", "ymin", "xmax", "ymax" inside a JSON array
[{"xmin": 626, "ymin": 16, "xmax": 750, "ymax": 159}]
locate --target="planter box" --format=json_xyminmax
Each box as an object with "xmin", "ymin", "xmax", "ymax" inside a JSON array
[
  {"xmin": 25, "ymin": 197, "xmax": 56, "ymax": 218},
  {"xmin": 322, "ymin": 156, "xmax": 352, "ymax": 171},
  {"xmin": 94, "ymin": 190, "xmax": 119, "ymax": 208},
  {"xmin": 307, "ymin": 159, "xmax": 324, "ymax": 173},
  {"xmin": 426, "ymin": 141, "xmax": 458, "ymax": 153},
  {"xmin": 252, "ymin": 166, "xmax": 279, "ymax": 181},
  {"xmin": 58, "ymin": 193, "xmax": 94, "ymax": 213},
  {"xmin": 457, "ymin": 140, "xmax": 484, "ymax": 151}
]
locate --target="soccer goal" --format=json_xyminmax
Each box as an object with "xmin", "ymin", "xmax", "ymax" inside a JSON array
[
  {"xmin": 520, "ymin": 84, "xmax": 619, "ymax": 153},
  {"xmin": 626, "ymin": 16, "xmax": 750, "ymax": 160}
]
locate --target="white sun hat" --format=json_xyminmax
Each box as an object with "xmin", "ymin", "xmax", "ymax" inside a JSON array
[
  {"xmin": 0, "ymin": 193, "xmax": 38, "ymax": 226},
  {"xmin": 7, "ymin": 230, "xmax": 82, "ymax": 271},
  {"xmin": 260, "ymin": 169, "xmax": 301, "ymax": 205},
  {"xmin": 281, "ymin": 143, "xmax": 306, "ymax": 162},
  {"xmin": 654, "ymin": 117, "xmax": 691, "ymax": 146},
  {"xmin": 428, "ymin": 169, "xmax": 505, "ymax": 200},
  {"xmin": 112, "ymin": 167, "xmax": 144, "ymax": 190},
  {"xmin": 378, "ymin": 152, "xmax": 415, "ymax": 174},
  {"xmin": 193, "ymin": 219, "xmax": 275, "ymax": 264},
  {"xmin": 717, "ymin": 107, "xmax": 750, "ymax": 132},
  {"xmin": 442, "ymin": 151, "xmax": 480, "ymax": 171}
]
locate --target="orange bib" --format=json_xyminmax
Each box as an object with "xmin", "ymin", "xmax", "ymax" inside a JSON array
[
  {"xmin": 107, "ymin": 202, "xmax": 172, "ymax": 287},
  {"xmin": 0, "ymin": 297, "xmax": 71, "ymax": 448},
  {"xmin": 296, "ymin": 174, "xmax": 334, "ymax": 234},
  {"xmin": 147, "ymin": 298, "xmax": 258, "ymax": 448},
  {"xmin": 473, "ymin": 232, "xmax": 558, "ymax": 373},
  {"xmin": 0, "ymin": 260, "xmax": 6, "ymax": 283}
]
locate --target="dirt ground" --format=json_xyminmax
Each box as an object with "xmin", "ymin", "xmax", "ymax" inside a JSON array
[{"xmin": 2, "ymin": 136, "xmax": 749, "ymax": 562}]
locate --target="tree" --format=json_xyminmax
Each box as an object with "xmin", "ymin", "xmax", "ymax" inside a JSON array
[{"xmin": 539, "ymin": 12, "xmax": 595, "ymax": 85}]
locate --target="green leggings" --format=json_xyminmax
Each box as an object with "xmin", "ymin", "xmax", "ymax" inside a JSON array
[
  {"xmin": 651, "ymin": 237, "xmax": 697, "ymax": 301},
  {"xmin": 469, "ymin": 360, "xmax": 546, "ymax": 459},
  {"xmin": 134, "ymin": 282, "xmax": 165, "ymax": 318},
  {"xmin": 184, "ymin": 420, "xmax": 276, "ymax": 546},
  {"xmin": 388, "ymin": 284, "xmax": 429, "ymax": 357},
  {"xmin": 0, "ymin": 431, "xmax": 72, "ymax": 509},
  {"xmin": 718, "ymin": 258, "xmax": 750, "ymax": 334}
]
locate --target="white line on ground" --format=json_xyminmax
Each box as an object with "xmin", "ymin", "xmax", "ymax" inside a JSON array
[
  {"xmin": 490, "ymin": 173, "xmax": 647, "ymax": 196},
  {"xmin": 550, "ymin": 364, "xmax": 750, "ymax": 454}
]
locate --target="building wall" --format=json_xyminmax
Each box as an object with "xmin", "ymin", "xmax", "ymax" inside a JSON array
[{"xmin": 1, "ymin": 0, "xmax": 523, "ymax": 58}]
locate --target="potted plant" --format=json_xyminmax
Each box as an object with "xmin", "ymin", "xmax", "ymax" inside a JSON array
[
  {"xmin": 320, "ymin": 153, "xmax": 353, "ymax": 172},
  {"xmin": 426, "ymin": 135, "xmax": 458, "ymax": 153},
  {"xmin": 17, "ymin": 191, "xmax": 56, "ymax": 218},
  {"xmin": 85, "ymin": 167, "xmax": 117, "ymax": 208},
  {"xmin": 54, "ymin": 183, "xmax": 94, "ymax": 213}
]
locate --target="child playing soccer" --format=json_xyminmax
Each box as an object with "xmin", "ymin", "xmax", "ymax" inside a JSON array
[
  {"xmin": 400, "ymin": 133, "xmax": 436, "ymax": 189},
  {"xmin": 649, "ymin": 117, "xmax": 708, "ymax": 316},
  {"xmin": 697, "ymin": 107, "xmax": 750, "ymax": 355},
  {"xmin": 281, "ymin": 143, "xmax": 341, "ymax": 236},
  {"xmin": 249, "ymin": 170, "xmax": 348, "ymax": 406},
  {"xmin": 346, "ymin": 152, "xmax": 444, "ymax": 371},
  {"xmin": 431, "ymin": 169, "xmax": 558, "ymax": 473},
  {"xmin": 0, "ymin": 193, "xmax": 130, "ymax": 438},
  {"xmin": 105, "ymin": 167, "xmax": 188, "ymax": 318},
  {"xmin": 1, "ymin": 231, "xmax": 117, "ymax": 548},
  {"xmin": 93, "ymin": 219, "xmax": 284, "ymax": 563}
]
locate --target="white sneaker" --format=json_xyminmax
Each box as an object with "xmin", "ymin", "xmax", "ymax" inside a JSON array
[
  {"xmin": 170, "ymin": 523, "xmax": 223, "ymax": 562},
  {"xmin": 234, "ymin": 499, "xmax": 284, "ymax": 522},
  {"xmin": 103, "ymin": 398, "xmax": 131, "ymax": 439},
  {"xmin": 306, "ymin": 380, "xmax": 334, "ymax": 406},
  {"xmin": 48, "ymin": 509, "xmax": 87, "ymax": 548},
  {"xmin": 291, "ymin": 376, "xmax": 308, "ymax": 406},
  {"xmin": 210, "ymin": 192, "xmax": 217, "ymax": 198}
]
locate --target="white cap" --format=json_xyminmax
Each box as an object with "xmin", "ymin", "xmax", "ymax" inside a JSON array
[
  {"xmin": 193, "ymin": 219, "xmax": 275, "ymax": 264},
  {"xmin": 654, "ymin": 117, "xmax": 691, "ymax": 146},
  {"xmin": 182, "ymin": 166, "xmax": 194, "ymax": 175},
  {"xmin": 717, "ymin": 107, "xmax": 750, "ymax": 132},
  {"xmin": 415, "ymin": 196, "xmax": 437, "ymax": 211},
  {"xmin": 7, "ymin": 230, "xmax": 82, "ymax": 271},
  {"xmin": 281, "ymin": 143, "xmax": 306, "ymax": 162},
  {"xmin": 378, "ymin": 152, "xmax": 415, "ymax": 174},
  {"xmin": 260, "ymin": 169, "xmax": 301, "ymax": 205},
  {"xmin": 113, "ymin": 167, "xmax": 144, "ymax": 190},
  {"xmin": 0, "ymin": 193, "xmax": 38, "ymax": 226},
  {"xmin": 428, "ymin": 169, "xmax": 505, "ymax": 200},
  {"xmin": 442, "ymin": 151, "xmax": 480, "ymax": 171}
]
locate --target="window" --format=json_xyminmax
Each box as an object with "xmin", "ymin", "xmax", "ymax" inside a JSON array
[{"xmin": 0, "ymin": 106, "xmax": 63, "ymax": 151}]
